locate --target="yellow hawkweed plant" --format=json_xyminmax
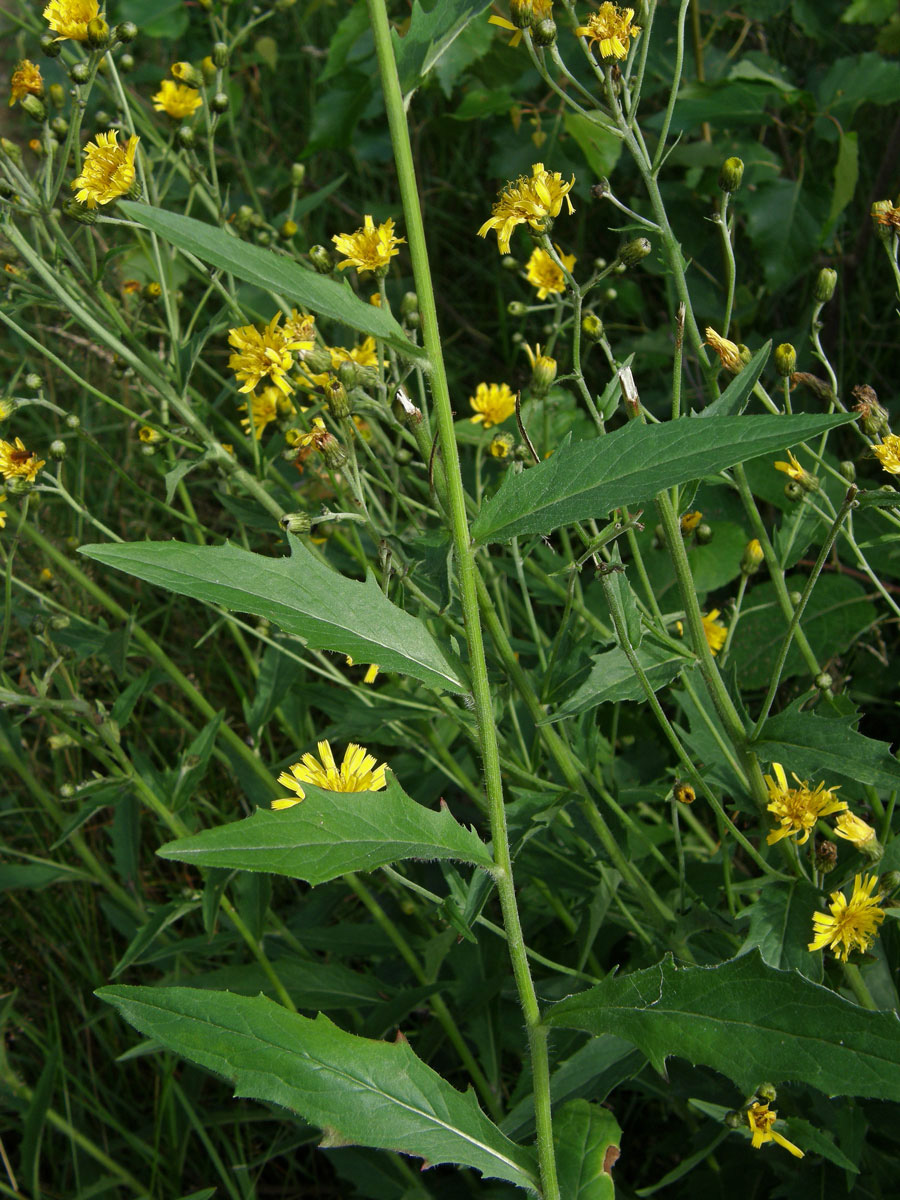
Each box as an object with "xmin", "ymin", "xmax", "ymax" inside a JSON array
[
  {"xmin": 478, "ymin": 162, "xmax": 575, "ymax": 254},
  {"xmin": 469, "ymin": 382, "xmax": 517, "ymax": 429},
  {"xmin": 9, "ymin": 61, "xmax": 43, "ymax": 107},
  {"xmin": 43, "ymin": 0, "xmax": 98, "ymax": 41},
  {"xmin": 809, "ymin": 873, "xmax": 885, "ymax": 961},
  {"xmin": 576, "ymin": 3, "xmax": 641, "ymax": 60},
  {"xmin": 873, "ymin": 433, "xmax": 900, "ymax": 474},
  {"xmin": 0, "ymin": 437, "xmax": 46, "ymax": 483},
  {"xmin": 152, "ymin": 80, "xmax": 203, "ymax": 120},
  {"xmin": 332, "ymin": 215, "xmax": 405, "ymax": 275},
  {"xmin": 271, "ymin": 740, "xmax": 389, "ymax": 809},
  {"xmin": 745, "ymin": 1103, "xmax": 804, "ymax": 1158},
  {"xmin": 525, "ymin": 245, "xmax": 576, "ymax": 298},
  {"xmin": 228, "ymin": 313, "xmax": 310, "ymax": 397},
  {"xmin": 764, "ymin": 763, "xmax": 846, "ymax": 845},
  {"xmin": 71, "ymin": 132, "xmax": 139, "ymax": 208}
]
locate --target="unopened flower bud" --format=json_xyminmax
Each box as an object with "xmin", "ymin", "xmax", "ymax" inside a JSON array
[
  {"xmin": 49, "ymin": 438, "xmax": 67, "ymax": 460},
  {"xmin": 308, "ymin": 244, "xmax": 334, "ymax": 273},
  {"xmin": 1, "ymin": 139, "xmax": 22, "ymax": 166},
  {"xmin": 878, "ymin": 870, "xmax": 900, "ymax": 895},
  {"xmin": 200, "ymin": 56, "xmax": 216, "ymax": 84},
  {"xmin": 400, "ymin": 291, "xmax": 418, "ymax": 318},
  {"xmin": 210, "ymin": 91, "xmax": 229, "ymax": 114},
  {"xmin": 870, "ymin": 200, "xmax": 897, "ymax": 242},
  {"xmin": 718, "ymin": 156, "xmax": 744, "ymax": 193},
  {"xmin": 774, "ymin": 343, "xmax": 796, "ymax": 377},
  {"xmin": 851, "ymin": 384, "xmax": 891, "ymax": 437},
  {"xmin": 176, "ymin": 124, "xmax": 195, "ymax": 149},
  {"xmin": 815, "ymin": 839, "xmax": 838, "ymax": 874},
  {"xmin": 70, "ymin": 62, "xmax": 90, "ymax": 85},
  {"xmin": 784, "ymin": 480, "xmax": 804, "ymax": 502},
  {"xmin": 63, "ymin": 200, "xmax": 97, "ymax": 224},
  {"xmin": 673, "ymin": 780, "xmax": 696, "ymax": 805},
  {"xmin": 118, "ymin": 51, "xmax": 136, "ymax": 73},
  {"xmin": 510, "ymin": 0, "xmax": 534, "ymax": 26},
  {"xmin": 172, "ymin": 62, "xmax": 204, "ymax": 88},
  {"xmin": 290, "ymin": 163, "xmax": 306, "ymax": 188},
  {"xmin": 6, "ymin": 475, "xmax": 34, "ymax": 496},
  {"xmin": 280, "ymin": 511, "xmax": 312, "ymax": 534},
  {"xmin": 85, "ymin": 16, "xmax": 110, "ymax": 48},
  {"xmin": 50, "ymin": 116, "xmax": 68, "ymax": 138},
  {"xmin": 25, "ymin": 373, "xmax": 41, "ymax": 389},
  {"xmin": 21, "ymin": 94, "xmax": 46, "ymax": 122},
  {"xmin": 532, "ymin": 17, "xmax": 557, "ymax": 45},
  {"xmin": 507, "ymin": 300, "xmax": 529, "ymax": 317},
  {"xmin": 582, "ymin": 312, "xmax": 604, "ymax": 341},
  {"xmin": 115, "ymin": 21, "xmax": 138, "ymax": 43},
  {"xmin": 255, "ymin": 230, "xmax": 271, "ymax": 247},
  {"xmin": 142, "ymin": 281, "xmax": 162, "ymax": 302},
  {"xmin": 40, "ymin": 32, "xmax": 62, "ymax": 58},
  {"xmin": 392, "ymin": 386, "xmax": 422, "ymax": 427},
  {"xmin": 618, "ymin": 237, "xmax": 651, "ymax": 267},
  {"xmin": 279, "ymin": 219, "xmax": 298, "ymax": 240},
  {"xmin": 501, "ymin": 255, "xmax": 518, "ymax": 271},
  {"xmin": 756, "ymin": 1083, "xmax": 777, "ymax": 1104},
  {"xmin": 320, "ymin": 435, "xmax": 347, "ymax": 470},
  {"xmin": 789, "ymin": 590, "xmax": 803, "ymax": 607},
  {"xmin": 696, "ymin": 522, "xmax": 713, "ymax": 544},
  {"xmin": 741, "ymin": 538, "xmax": 764, "ymax": 575},
  {"xmin": 325, "ymin": 376, "xmax": 351, "ymax": 419},
  {"xmin": 814, "ymin": 267, "xmax": 837, "ymax": 304},
  {"xmin": 839, "ymin": 460, "xmax": 856, "ymax": 483},
  {"xmin": 530, "ymin": 351, "xmax": 557, "ymax": 397},
  {"xmin": 724, "ymin": 1110, "xmax": 743, "ymax": 1129},
  {"xmin": 211, "ymin": 41, "xmax": 229, "ymax": 69},
  {"xmin": 49, "ymin": 83, "xmax": 65, "ymax": 109},
  {"xmin": 815, "ymin": 671, "xmax": 833, "ymax": 692},
  {"xmin": 65, "ymin": 413, "xmax": 81, "ymax": 430}
]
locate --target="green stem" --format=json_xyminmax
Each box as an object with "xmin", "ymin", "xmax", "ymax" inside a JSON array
[{"xmin": 366, "ymin": 5, "xmax": 557, "ymax": 1193}]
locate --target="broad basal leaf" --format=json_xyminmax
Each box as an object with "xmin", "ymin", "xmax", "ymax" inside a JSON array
[
  {"xmin": 118, "ymin": 202, "xmax": 423, "ymax": 359},
  {"xmin": 158, "ymin": 776, "xmax": 494, "ymax": 882},
  {"xmin": 546, "ymin": 951, "xmax": 900, "ymax": 1101},
  {"xmin": 97, "ymin": 986, "xmax": 539, "ymax": 1192},
  {"xmin": 553, "ymin": 1100, "xmax": 621, "ymax": 1200},
  {"xmin": 79, "ymin": 539, "xmax": 465, "ymax": 693},
  {"xmin": 471, "ymin": 414, "xmax": 854, "ymax": 545},
  {"xmin": 754, "ymin": 699, "xmax": 900, "ymax": 790}
]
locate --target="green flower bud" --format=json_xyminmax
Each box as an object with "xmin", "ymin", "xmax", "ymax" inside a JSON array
[
  {"xmin": 510, "ymin": 0, "xmax": 534, "ymax": 26},
  {"xmin": 756, "ymin": 1083, "xmax": 777, "ymax": 1104},
  {"xmin": 878, "ymin": 870, "xmax": 900, "ymax": 895},
  {"xmin": 582, "ymin": 313, "xmax": 604, "ymax": 341},
  {"xmin": 774, "ymin": 343, "xmax": 796, "ymax": 377},
  {"xmin": 62, "ymin": 200, "xmax": 97, "ymax": 224},
  {"xmin": 6, "ymin": 475, "xmax": 34, "ymax": 496},
  {"xmin": 814, "ymin": 267, "xmax": 837, "ymax": 304},
  {"xmin": 291, "ymin": 162, "xmax": 306, "ymax": 187},
  {"xmin": 529, "ymin": 351, "xmax": 557, "ymax": 398},
  {"xmin": 65, "ymin": 413, "xmax": 81, "ymax": 430},
  {"xmin": 255, "ymin": 230, "xmax": 272, "ymax": 246},
  {"xmin": 815, "ymin": 671, "xmax": 833, "ymax": 691},
  {"xmin": 325, "ymin": 376, "xmax": 351, "ymax": 419},
  {"xmin": 532, "ymin": 17, "xmax": 557, "ymax": 45},
  {"xmin": 784, "ymin": 480, "xmax": 804, "ymax": 502},
  {"xmin": 40, "ymin": 32, "xmax": 63, "ymax": 58},
  {"xmin": 695, "ymin": 522, "xmax": 713, "ymax": 544},
  {"xmin": 279, "ymin": 219, "xmax": 298, "ymax": 240},
  {"xmin": 49, "ymin": 83, "xmax": 65, "ymax": 109},
  {"xmin": 870, "ymin": 199, "xmax": 896, "ymax": 242},
  {"xmin": 308, "ymin": 244, "xmax": 334, "ymax": 273},
  {"xmin": 1, "ymin": 139, "xmax": 22, "ymax": 166},
  {"xmin": 172, "ymin": 62, "xmax": 204, "ymax": 88},
  {"xmin": 25, "ymin": 373, "xmax": 41, "ymax": 389},
  {"xmin": 724, "ymin": 1110, "xmax": 743, "ymax": 1129},
  {"xmin": 21, "ymin": 94, "xmax": 46, "ymax": 122},
  {"xmin": 115, "ymin": 21, "xmax": 138, "ymax": 43},
  {"xmin": 212, "ymin": 42, "xmax": 229, "ymax": 68},
  {"xmin": 400, "ymin": 291, "xmax": 418, "ymax": 317},
  {"xmin": 789, "ymin": 590, "xmax": 803, "ymax": 607},
  {"xmin": 210, "ymin": 91, "xmax": 230, "ymax": 114},
  {"xmin": 280, "ymin": 511, "xmax": 312, "ymax": 534},
  {"xmin": 839, "ymin": 460, "xmax": 856, "ymax": 483},
  {"xmin": 175, "ymin": 124, "xmax": 195, "ymax": 149},
  {"xmin": 507, "ymin": 300, "xmax": 528, "ymax": 317},
  {"xmin": 718, "ymin": 156, "xmax": 744, "ymax": 193},
  {"xmin": 85, "ymin": 16, "xmax": 110, "ymax": 48},
  {"xmin": 70, "ymin": 62, "xmax": 90, "ymax": 85},
  {"xmin": 50, "ymin": 116, "xmax": 68, "ymax": 138},
  {"xmin": 618, "ymin": 237, "xmax": 651, "ymax": 267},
  {"xmin": 49, "ymin": 438, "xmax": 67, "ymax": 460},
  {"xmin": 740, "ymin": 539, "xmax": 764, "ymax": 575},
  {"xmin": 118, "ymin": 52, "xmax": 135, "ymax": 73},
  {"xmin": 320, "ymin": 435, "xmax": 347, "ymax": 470}
]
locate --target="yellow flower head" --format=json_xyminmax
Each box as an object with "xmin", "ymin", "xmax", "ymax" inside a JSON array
[
  {"xmin": 239, "ymin": 386, "xmax": 290, "ymax": 440},
  {"xmin": 228, "ymin": 313, "xmax": 307, "ymax": 396},
  {"xmin": 43, "ymin": 0, "xmax": 99, "ymax": 41},
  {"xmin": 745, "ymin": 1103, "xmax": 804, "ymax": 1158},
  {"xmin": 833, "ymin": 811, "xmax": 878, "ymax": 850},
  {"xmin": 701, "ymin": 609, "xmax": 727, "ymax": 656},
  {"xmin": 808, "ymin": 872, "xmax": 885, "ymax": 961},
  {"xmin": 0, "ymin": 437, "xmax": 46, "ymax": 482},
  {"xmin": 346, "ymin": 656, "xmax": 380, "ymax": 684},
  {"xmin": 873, "ymin": 433, "xmax": 900, "ymax": 475},
  {"xmin": 0, "ymin": 494, "xmax": 6, "ymax": 530},
  {"xmin": 576, "ymin": 3, "xmax": 641, "ymax": 60},
  {"xmin": 9, "ymin": 61, "xmax": 44, "ymax": 108},
  {"xmin": 152, "ymin": 80, "xmax": 202, "ymax": 120},
  {"xmin": 488, "ymin": 0, "xmax": 554, "ymax": 46},
  {"xmin": 773, "ymin": 448, "xmax": 818, "ymax": 491},
  {"xmin": 478, "ymin": 162, "xmax": 575, "ymax": 254},
  {"xmin": 138, "ymin": 426, "xmax": 162, "ymax": 444},
  {"xmin": 525, "ymin": 244, "xmax": 576, "ymax": 298},
  {"xmin": 71, "ymin": 132, "xmax": 139, "ymax": 208},
  {"xmin": 469, "ymin": 381, "xmax": 517, "ymax": 429},
  {"xmin": 271, "ymin": 739, "xmax": 389, "ymax": 809},
  {"xmin": 764, "ymin": 762, "xmax": 846, "ymax": 846},
  {"xmin": 332, "ymin": 215, "xmax": 405, "ymax": 275},
  {"xmin": 283, "ymin": 309, "xmax": 317, "ymax": 347},
  {"xmin": 704, "ymin": 327, "xmax": 744, "ymax": 374},
  {"xmin": 680, "ymin": 510, "xmax": 702, "ymax": 535}
]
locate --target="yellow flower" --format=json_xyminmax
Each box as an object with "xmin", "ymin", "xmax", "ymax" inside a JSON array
[
  {"xmin": 488, "ymin": 0, "xmax": 553, "ymax": 46},
  {"xmin": 71, "ymin": 132, "xmax": 139, "ymax": 208},
  {"xmin": 469, "ymin": 382, "xmax": 517, "ymax": 429},
  {"xmin": 764, "ymin": 762, "xmax": 846, "ymax": 846},
  {"xmin": 478, "ymin": 162, "xmax": 575, "ymax": 254},
  {"xmin": 873, "ymin": 433, "xmax": 900, "ymax": 475},
  {"xmin": 773, "ymin": 449, "xmax": 818, "ymax": 491},
  {"xmin": 673, "ymin": 781, "xmax": 696, "ymax": 805},
  {"xmin": 490, "ymin": 432, "xmax": 515, "ymax": 458},
  {"xmin": 745, "ymin": 1103, "xmax": 804, "ymax": 1159},
  {"xmin": 701, "ymin": 609, "xmax": 727, "ymax": 656},
  {"xmin": 833, "ymin": 811, "xmax": 878, "ymax": 850},
  {"xmin": 0, "ymin": 437, "xmax": 45, "ymax": 482},
  {"xmin": 680, "ymin": 510, "xmax": 702, "ymax": 535},
  {"xmin": 704, "ymin": 327, "xmax": 743, "ymax": 374},
  {"xmin": 43, "ymin": 0, "xmax": 99, "ymax": 41},
  {"xmin": 294, "ymin": 416, "xmax": 332, "ymax": 453},
  {"xmin": 9, "ymin": 61, "xmax": 44, "ymax": 108},
  {"xmin": 238, "ymin": 386, "xmax": 290, "ymax": 440},
  {"xmin": 808, "ymin": 873, "xmax": 885, "ymax": 961},
  {"xmin": 138, "ymin": 426, "xmax": 162, "ymax": 444},
  {"xmin": 152, "ymin": 80, "xmax": 202, "ymax": 119},
  {"xmin": 0, "ymin": 494, "xmax": 6, "ymax": 530},
  {"xmin": 283, "ymin": 309, "xmax": 317, "ymax": 346},
  {"xmin": 524, "ymin": 244, "xmax": 576, "ymax": 298},
  {"xmin": 332, "ymin": 215, "xmax": 405, "ymax": 275},
  {"xmin": 228, "ymin": 313, "xmax": 307, "ymax": 397},
  {"xmin": 346, "ymin": 656, "xmax": 380, "ymax": 684},
  {"xmin": 271, "ymin": 739, "xmax": 388, "ymax": 809},
  {"xmin": 576, "ymin": 3, "xmax": 641, "ymax": 60}
]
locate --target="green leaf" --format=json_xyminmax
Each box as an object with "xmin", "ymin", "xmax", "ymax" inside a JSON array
[
  {"xmin": 753, "ymin": 700, "xmax": 900, "ymax": 790},
  {"xmin": 182, "ymin": 958, "xmax": 388, "ymax": 1011},
  {"xmin": 553, "ymin": 1100, "xmax": 621, "ymax": 1200},
  {"xmin": 541, "ymin": 640, "xmax": 688, "ymax": 723},
  {"xmin": 563, "ymin": 113, "xmax": 623, "ymax": 180},
  {"xmin": 546, "ymin": 951, "xmax": 900, "ymax": 1101},
  {"xmin": 693, "ymin": 342, "xmax": 770, "ymax": 417},
  {"xmin": 78, "ymin": 539, "xmax": 465, "ymax": 693},
  {"xmin": 392, "ymin": 0, "xmax": 494, "ymax": 95},
  {"xmin": 471, "ymin": 414, "xmax": 853, "ymax": 545},
  {"xmin": 745, "ymin": 178, "xmax": 830, "ymax": 291},
  {"xmin": 828, "ymin": 131, "xmax": 859, "ymax": 226},
  {"xmin": 738, "ymin": 881, "xmax": 824, "ymax": 982},
  {"xmin": 117, "ymin": 202, "xmax": 423, "ymax": 359},
  {"xmin": 97, "ymin": 986, "xmax": 539, "ymax": 1192},
  {"xmin": 158, "ymin": 776, "xmax": 494, "ymax": 883}
]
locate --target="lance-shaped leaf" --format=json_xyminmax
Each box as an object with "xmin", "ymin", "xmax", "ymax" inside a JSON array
[
  {"xmin": 97, "ymin": 986, "xmax": 539, "ymax": 1192},
  {"xmin": 471, "ymin": 413, "xmax": 854, "ymax": 545},
  {"xmin": 753, "ymin": 700, "xmax": 900, "ymax": 790},
  {"xmin": 546, "ymin": 951, "xmax": 900, "ymax": 1101},
  {"xmin": 118, "ymin": 202, "xmax": 424, "ymax": 360},
  {"xmin": 158, "ymin": 776, "xmax": 494, "ymax": 883},
  {"xmin": 79, "ymin": 539, "xmax": 466, "ymax": 693},
  {"xmin": 540, "ymin": 641, "xmax": 689, "ymax": 723}
]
